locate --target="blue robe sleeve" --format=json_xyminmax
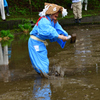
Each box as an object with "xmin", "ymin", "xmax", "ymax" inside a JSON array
[{"xmin": 50, "ymin": 21, "xmax": 69, "ymax": 48}]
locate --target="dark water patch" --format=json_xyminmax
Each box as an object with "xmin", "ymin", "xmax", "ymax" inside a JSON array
[{"xmin": 0, "ymin": 20, "xmax": 27, "ymax": 31}]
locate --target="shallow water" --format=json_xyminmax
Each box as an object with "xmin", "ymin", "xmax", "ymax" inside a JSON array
[{"xmin": 0, "ymin": 25, "xmax": 100, "ymax": 100}]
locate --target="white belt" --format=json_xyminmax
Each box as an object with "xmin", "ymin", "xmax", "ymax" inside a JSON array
[{"xmin": 30, "ymin": 35, "xmax": 48, "ymax": 46}]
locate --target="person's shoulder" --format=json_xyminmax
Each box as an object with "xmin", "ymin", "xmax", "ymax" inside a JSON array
[
  {"xmin": 39, "ymin": 17, "xmax": 50, "ymax": 24},
  {"xmin": 41, "ymin": 17, "xmax": 49, "ymax": 21}
]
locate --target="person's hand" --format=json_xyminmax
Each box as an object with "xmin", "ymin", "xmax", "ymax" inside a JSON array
[
  {"xmin": 58, "ymin": 34, "xmax": 68, "ymax": 42},
  {"xmin": 58, "ymin": 35, "xmax": 71, "ymax": 42}
]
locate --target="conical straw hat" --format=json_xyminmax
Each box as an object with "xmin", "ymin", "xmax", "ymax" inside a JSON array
[
  {"xmin": 39, "ymin": 2, "xmax": 68, "ymax": 17},
  {"xmin": 45, "ymin": 3, "xmax": 63, "ymax": 15}
]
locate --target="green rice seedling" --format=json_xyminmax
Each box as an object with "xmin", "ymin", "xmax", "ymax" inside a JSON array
[
  {"xmin": 0, "ymin": 30, "xmax": 14, "ymax": 40},
  {"xmin": 18, "ymin": 23, "xmax": 32, "ymax": 34}
]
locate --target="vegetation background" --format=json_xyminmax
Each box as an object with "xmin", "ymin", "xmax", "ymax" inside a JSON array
[
  {"xmin": 0, "ymin": 0, "xmax": 99, "ymax": 22},
  {"xmin": 7, "ymin": 0, "xmax": 100, "ymax": 14}
]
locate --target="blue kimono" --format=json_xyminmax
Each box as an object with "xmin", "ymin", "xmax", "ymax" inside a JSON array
[
  {"xmin": 4, "ymin": 0, "xmax": 8, "ymax": 7},
  {"xmin": 28, "ymin": 15, "xmax": 68, "ymax": 75}
]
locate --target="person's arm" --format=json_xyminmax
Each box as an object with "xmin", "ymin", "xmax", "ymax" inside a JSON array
[{"xmin": 54, "ymin": 21, "xmax": 68, "ymax": 37}]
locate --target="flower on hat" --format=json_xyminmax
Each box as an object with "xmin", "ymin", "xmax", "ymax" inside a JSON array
[
  {"xmin": 62, "ymin": 8, "xmax": 68, "ymax": 17},
  {"xmin": 39, "ymin": 4, "xmax": 52, "ymax": 17}
]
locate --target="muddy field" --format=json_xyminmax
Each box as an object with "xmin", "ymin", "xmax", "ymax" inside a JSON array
[{"xmin": 0, "ymin": 24, "xmax": 100, "ymax": 100}]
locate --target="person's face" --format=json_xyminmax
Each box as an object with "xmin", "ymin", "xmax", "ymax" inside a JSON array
[{"xmin": 51, "ymin": 12, "xmax": 59, "ymax": 20}]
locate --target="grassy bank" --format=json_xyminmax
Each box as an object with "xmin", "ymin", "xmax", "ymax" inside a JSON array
[{"xmin": 0, "ymin": 8, "xmax": 100, "ymax": 23}]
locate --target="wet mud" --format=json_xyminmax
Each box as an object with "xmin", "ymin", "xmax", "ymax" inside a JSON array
[{"xmin": 0, "ymin": 24, "xmax": 100, "ymax": 100}]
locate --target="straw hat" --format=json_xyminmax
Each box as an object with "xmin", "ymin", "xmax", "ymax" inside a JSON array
[{"xmin": 39, "ymin": 3, "xmax": 68, "ymax": 17}]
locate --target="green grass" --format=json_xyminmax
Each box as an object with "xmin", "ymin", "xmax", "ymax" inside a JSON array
[{"xmin": 0, "ymin": 9, "xmax": 100, "ymax": 23}]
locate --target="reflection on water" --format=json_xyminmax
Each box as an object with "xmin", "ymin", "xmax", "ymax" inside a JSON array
[
  {"xmin": 0, "ymin": 25, "xmax": 100, "ymax": 100},
  {"xmin": 0, "ymin": 43, "xmax": 11, "ymax": 82},
  {"xmin": 0, "ymin": 75, "xmax": 99, "ymax": 100},
  {"xmin": 0, "ymin": 43, "xmax": 9, "ymax": 65},
  {"xmin": 33, "ymin": 78, "xmax": 51, "ymax": 100}
]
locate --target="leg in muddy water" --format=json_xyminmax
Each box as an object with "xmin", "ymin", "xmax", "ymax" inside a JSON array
[
  {"xmin": 38, "ymin": 69, "xmax": 49, "ymax": 79},
  {"xmin": 37, "ymin": 66, "xmax": 65, "ymax": 79},
  {"xmin": 49, "ymin": 66, "xmax": 65, "ymax": 77}
]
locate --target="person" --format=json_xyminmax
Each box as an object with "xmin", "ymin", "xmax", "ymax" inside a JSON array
[
  {"xmin": 0, "ymin": 0, "xmax": 6, "ymax": 21},
  {"xmin": 4, "ymin": 0, "xmax": 10, "ymax": 16},
  {"xmin": 71, "ymin": 0, "xmax": 82, "ymax": 23},
  {"xmin": 81, "ymin": 0, "xmax": 88, "ymax": 11},
  {"xmin": 28, "ymin": 3, "xmax": 72, "ymax": 78}
]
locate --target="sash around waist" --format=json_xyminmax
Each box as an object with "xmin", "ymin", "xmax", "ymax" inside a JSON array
[{"xmin": 30, "ymin": 35, "xmax": 48, "ymax": 46}]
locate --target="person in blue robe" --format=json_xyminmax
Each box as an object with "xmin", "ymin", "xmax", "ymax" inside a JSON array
[
  {"xmin": 4, "ymin": 0, "xmax": 10, "ymax": 16},
  {"xmin": 28, "ymin": 3, "xmax": 71, "ymax": 78}
]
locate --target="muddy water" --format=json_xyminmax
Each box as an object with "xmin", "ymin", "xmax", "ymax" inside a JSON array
[{"xmin": 0, "ymin": 25, "xmax": 100, "ymax": 100}]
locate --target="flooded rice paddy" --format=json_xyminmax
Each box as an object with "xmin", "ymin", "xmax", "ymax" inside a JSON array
[{"xmin": 0, "ymin": 24, "xmax": 100, "ymax": 100}]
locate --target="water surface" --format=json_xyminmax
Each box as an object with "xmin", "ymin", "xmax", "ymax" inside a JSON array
[{"xmin": 0, "ymin": 25, "xmax": 100, "ymax": 100}]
